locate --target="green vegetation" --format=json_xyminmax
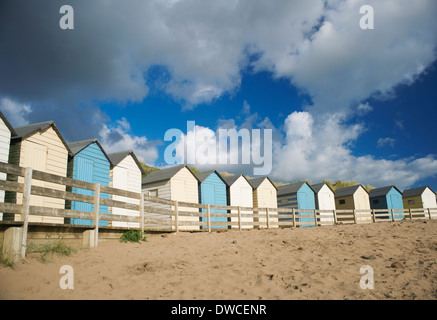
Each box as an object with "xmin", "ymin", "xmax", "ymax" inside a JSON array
[
  {"xmin": 27, "ymin": 241, "xmax": 76, "ymax": 263},
  {"xmin": 323, "ymin": 179, "xmax": 374, "ymax": 192},
  {"xmin": 0, "ymin": 248, "xmax": 15, "ymax": 269},
  {"xmin": 140, "ymin": 162, "xmax": 159, "ymax": 178},
  {"xmin": 140, "ymin": 161, "xmax": 200, "ymax": 178},
  {"xmin": 120, "ymin": 229, "xmax": 147, "ymax": 243}
]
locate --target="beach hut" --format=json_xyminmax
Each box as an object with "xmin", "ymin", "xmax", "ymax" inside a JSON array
[
  {"xmin": 248, "ymin": 176, "xmax": 278, "ymax": 228},
  {"xmin": 108, "ymin": 150, "xmax": 145, "ymax": 228},
  {"xmin": 0, "ymin": 111, "xmax": 16, "ymax": 221},
  {"xmin": 142, "ymin": 165, "xmax": 200, "ymax": 230},
  {"xmin": 369, "ymin": 186, "xmax": 404, "ymax": 219},
  {"xmin": 222, "ymin": 174, "xmax": 254, "ymax": 229},
  {"xmin": 65, "ymin": 139, "xmax": 112, "ymax": 226},
  {"xmin": 195, "ymin": 170, "xmax": 227, "ymax": 229},
  {"xmin": 335, "ymin": 185, "xmax": 371, "ymax": 223},
  {"xmin": 5, "ymin": 121, "xmax": 71, "ymax": 224},
  {"xmin": 402, "ymin": 186, "xmax": 437, "ymax": 218},
  {"xmin": 311, "ymin": 182, "xmax": 336, "ymax": 225},
  {"xmin": 277, "ymin": 182, "xmax": 316, "ymax": 227}
]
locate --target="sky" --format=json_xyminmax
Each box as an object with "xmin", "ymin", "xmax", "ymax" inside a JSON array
[{"xmin": 0, "ymin": 0, "xmax": 436, "ymax": 191}]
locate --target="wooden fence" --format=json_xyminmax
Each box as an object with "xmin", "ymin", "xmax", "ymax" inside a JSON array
[{"xmin": 1, "ymin": 161, "xmax": 437, "ymax": 262}]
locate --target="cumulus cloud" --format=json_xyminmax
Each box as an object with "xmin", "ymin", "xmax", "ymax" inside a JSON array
[
  {"xmin": 3, "ymin": 0, "xmax": 435, "ymax": 112},
  {"xmin": 271, "ymin": 111, "xmax": 437, "ymax": 189},
  {"xmin": 0, "ymin": 98, "xmax": 32, "ymax": 126},
  {"xmin": 377, "ymin": 137, "xmax": 396, "ymax": 148},
  {"xmin": 99, "ymin": 117, "xmax": 160, "ymax": 165}
]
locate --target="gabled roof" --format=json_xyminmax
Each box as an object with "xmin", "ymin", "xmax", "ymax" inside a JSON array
[
  {"xmin": 107, "ymin": 150, "xmax": 146, "ymax": 175},
  {"xmin": 142, "ymin": 164, "xmax": 199, "ymax": 185},
  {"xmin": 334, "ymin": 184, "xmax": 368, "ymax": 197},
  {"xmin": 277, "ymin": 181, "xmax": 311, "ymax": 196},
  {"xmin": 12, "ymin": 121, "xmax": 72, "ymax": 155},
  {"xmin": 0, "ymin": 110, "xmax": 16, "ymax": 136},
  {"xmin": 247, "ymin": 176, "xmax": 278, "ymax": 190},
  {"xmin": 403, "ymin": 186, "xmax": 434, "ymax": 198},
  {"xmin": 222, "ymin": 174, "xmax": 251, "ymax": 187},
  {"xmin": 311, "ymin": 182, "xmax": 335, "ymax": 194},
  {"xmin": 369, "ymin": 185, "xmax": 402, "ymax": 198},
  {"xmin": 195, "ymin": 170, "xmax": 226, "ymax": 185},
  {"xmin": 68, "ymin": 138, "xmax": 112, "ymax": 165}
]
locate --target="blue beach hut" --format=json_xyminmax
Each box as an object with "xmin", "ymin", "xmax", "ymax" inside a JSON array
[
  {"xmin": 66, "ymin": 139, "xmax": 112, "ymax": 226},
  {"xmin": 277, "ymin": 181, "xmax": 316, "ymax": 227},
  {"xmin": 369, "ymin": 186, "xmax": 404, "ymax": 219},
  {"xmin": 195, "ymin": 170, "xmax": 228, "ymax": 229}
]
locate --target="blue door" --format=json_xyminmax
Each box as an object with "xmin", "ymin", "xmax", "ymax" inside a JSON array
[
  {"xmin": 200, "ymin": 183, "xmax": 227, "ymax": 229},
  {"xmin": 70, "ymin": 157, "xmax": 108, "ymax": 226}
]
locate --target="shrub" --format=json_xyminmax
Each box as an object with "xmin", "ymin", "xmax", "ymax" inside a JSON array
[{"xmin": 120, "ymin": 229, "xmax": 147, "ymax": 243}]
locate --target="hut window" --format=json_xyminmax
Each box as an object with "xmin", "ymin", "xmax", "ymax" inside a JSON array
[
  {"xmin": 339, "ymin": 199, "xmax": 346, "ymax": 205},
  {"xmin": 148, "ymin": 189, "xmax": 158, "ymax": 197},
  {"xmin": 408, "ymin": 199, "xmax": 415, "ymax": 204},
  {"xmin": 372, "ymin": 199, "xmax": 379, "ymax": 204}
]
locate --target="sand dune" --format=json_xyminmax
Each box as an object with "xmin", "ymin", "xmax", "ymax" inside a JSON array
[{"xmin": 1, "ymin": 219, "xmax": 437, "ymax": 300}]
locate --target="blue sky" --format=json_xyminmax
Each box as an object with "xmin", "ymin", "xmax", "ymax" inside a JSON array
[{"xmin": 1, "ymin": 0, "xmax": 436, "ymax": 191}]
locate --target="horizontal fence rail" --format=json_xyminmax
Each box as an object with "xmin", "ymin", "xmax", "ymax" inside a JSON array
[{"xmin": 1, "ymin": 161, "xmax": 437, "ymax": 261}]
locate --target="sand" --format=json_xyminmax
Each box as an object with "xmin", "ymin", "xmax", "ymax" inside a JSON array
[{"xmin": 1, "ymin": 219, "xmax": 437, "ymax": 300}]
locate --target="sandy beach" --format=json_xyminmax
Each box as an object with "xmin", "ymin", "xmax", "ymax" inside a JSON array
[{"xmin": 1, "ymin": 219, "xmax": 437, "ymax": 300}]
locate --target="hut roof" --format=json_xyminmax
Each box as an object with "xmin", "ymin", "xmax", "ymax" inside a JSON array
[
  {"xmin": 403, "ymin": 186, "xmax": 434, "ymax": 197},
  {"xmin": 68, "ymin": 138, "xmax": 112, "ymax": 165},
  {"xmin": 311, "ymin": 182, "xmax": 335, "ymax": 194},
  {"xmin": 369, "ymin": 185, "xmax": 402, "ymax": 198},
  {"xmin": 222, "ymin": 174, "xmax": 251, "ymax": 187},
  {"xmin": 107, "ymin": 150, "xmax": 146, "ymax": 175},
  {"xmin": 248, "ymin": 176, "xmax": 278, "ymax": 190},
  {"xmin": 195, "ymin": 170, "xmax": 226, "ymax": 184},
  {"xmin": 335, "ymin": 184, "xmax": 368, "ymax": 197},
  {"xmin": 277, "ymin": 181, "xmax": 308, "ymax": 196},
  {"xmin": 141, "ymin": 164, "xmax": 199, "ymax": 185},
  {"xmin": 12, "ymin": 121, "xmax": 72, "ymax": 155}
]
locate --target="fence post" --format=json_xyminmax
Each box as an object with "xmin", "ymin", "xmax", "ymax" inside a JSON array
[
  {"xmin": 266, "ymin": 208, "xmax": 270, "ymax": 229},
  {"xmin": 372, "ymin": 209, "xmax": 376, "ymax": 223},
  {"xmin": 353, "ymin": 209, "xmax": 357, "ymax": 224},
  {"xmin": 333, "ymin": 209, "xmax": 337, "ymax": 225},
  {"xmin": 428, "ymin": 208, "xmax": 432, "ymax": 220},
  {"xmin": 391, "ymin": 209, "xmax": 395, "ymax": 222},
  {"xmin": 174, "ymin": 200, "xmax": 179, "ymax": 232},
  {"xmin": 20, "ymin": 167, "xmax": 33, "ymax": 260},
  {"xmin": 140, "ymin": 193, "xmax": 145, "ymax": 234},
  {"xmin": 93, "ymin": 184, "xmax": 100, "ymax": 247},
  {"xmin": 292, "ymin": 208, "xmax": 296, "ymax": 228},
  {"xmin": 207, "ymin": 204, "xmax": 211, "ymax": 232},
  {"xmin": 313, "ymin": 209, "xmax": 318, "ymax": 227},
  {"xmin": 238, "ymin": 206, "xmax": 242, "ymax": 231}
]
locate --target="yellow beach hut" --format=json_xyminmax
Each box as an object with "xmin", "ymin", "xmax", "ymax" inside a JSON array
[
  {"xmin": 5, "ymin": 121, "xmax": 71, "ymax": 224},
  {"xmin": 334, "ymin": 184, "xmax": 371, "ymax": 223},
  {"xmin": 248, "ymin": 176, "xmax": 278, "ymax": 228},
  {"xmin": 142, "ymin": 165, "xmax": 200, "ymax": 231}
]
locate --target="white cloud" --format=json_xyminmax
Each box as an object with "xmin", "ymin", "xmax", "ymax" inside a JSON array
[
  {"xmin": 357, "ymin": 102, "xmax": 373, "ymax": 115},
  {"xmin": 99, "ymin": 118, "xmax": 159, "ymax": 165},
  {"xmin": 271, "ymin": 111, "xmax": 437, "ymax": 189},
  {"xmin": 2, "ymin": 0, "xmax": 436, "ymax": 112},
  {"xmin": 0, "ymin": 98, "xmax": 32, "ymax": 126},
  {"xmin": 377, "ymin": 137, "xmax": 395, "ymax": 148}
]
